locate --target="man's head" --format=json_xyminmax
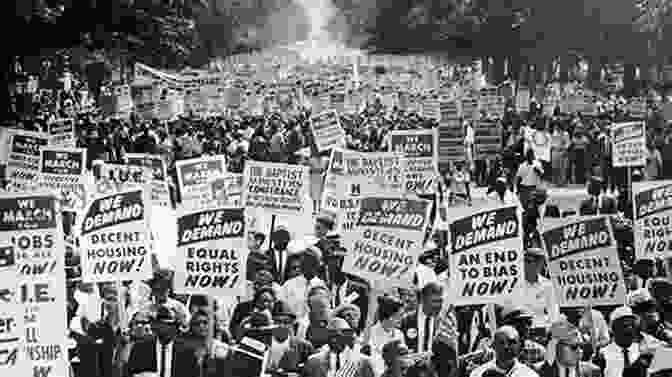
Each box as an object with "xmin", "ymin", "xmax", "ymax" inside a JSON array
[
  {"xmin": 628, "ymin": 289, "xmax": 660, "ymax": 333},
  {"xmin": 249, "ymin": 232, "xmax": 266, "ymax": 252},
  {"xmin": 418, "ymin": 282, "xmax": 443, "ymax": 316},
  {"xmin": 130, "ymin": 310, "xmax": 154, "ymax": 341},
  {"xmin": 253, "ymin": 287, "xmax": 277, "ymax": 313},
  {"xmin": 271, "ymin": 229, "xmax": 291, "ymax": 251},
  {"xmin": 271, "ymin": 300, "xmax": 296, "ymax": 342},
  {"xmin": 189, "ymin": 310, "xmax": 210, "ymax": 339},
  {"xmin": 285, "ymin": 255, "xmax": 303, "ymax": 280},
  {"xmin": 315, "ymin": 213, "xmax": 335, "ymax": 239},
  {"xmin": 492, "ymin": 326, "xmax": 521, "ymax": 366},
  {"xmin": 152, "ymin": 305, "xmax": 179, "ymax": 344},
  {"xmin": 150, "ymin": 270, "xmax": 173, "ymax": 304},
  {"xmin": 301, "ymin": 249, "xmax": 321, "ymax": 280},
  {"xmin": 550, "ymin": 320, "xmax": 583, "ymax": 368},
  {"xmin": 253, "ymin": 269, "xmax": 273, "ymax": 292},
  {"xmin": 334, "ymin": 304, "xmax": 361, "ymax": 332},
  {"xmin": 610, "ymin": 306, "xmax": 638, "ymax": 347},
  {"xmin": 327, "ymin": 317, "xmax": 355, "ymax": 353},
  {"xmin": 499, "ymin": 305, "xmax": 533, "ymax": 341}
]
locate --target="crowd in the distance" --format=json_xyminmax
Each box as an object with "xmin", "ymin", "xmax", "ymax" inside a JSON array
[{"xmin": 8, "ymin": 60, "xmax": 672, "ymax": 377}]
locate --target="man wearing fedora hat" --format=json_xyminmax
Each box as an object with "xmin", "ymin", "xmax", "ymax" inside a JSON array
[
  {"xmin": 535, "ymin": 320, "xmax": 600, "ymax": 377},
  {"xmin": 266, "ymin": 301, "xmax": 315, "ymax": 373},
  {"xmin": 266, "ymin": 227, "xmax": 293, "ymax": 284}
]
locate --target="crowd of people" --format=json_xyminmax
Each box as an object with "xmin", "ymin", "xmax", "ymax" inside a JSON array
[{"xmin": 6, "ymin": 53, "xmax": 672, "ymax": 377}]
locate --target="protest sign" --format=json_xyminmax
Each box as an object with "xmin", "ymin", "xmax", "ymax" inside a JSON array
[
  {"xmin": 342, "ymin": 196, "xmax": 431, "ymax": 288},
  {"xmin": 210, "ymin": 173, "xmax": 243, "ymax": 206},
  {"xmin": 176, "ymin": 155, "xmax": 227, "ymax": 210},
  {"xmin": 0, "ymin": 193, "xmax": 68, "ymax": 377},
  {"xmin": 242, "ymin": 161, "xmax": 309, "ymax": 215},
  {"xmin": 125, "ymin": 153, "xmax": 171, "ymax": 207},
  {"xmin": 448, "ymin": 205, "xmax": 524, "ymax": 306},
  {"xmin": 38, "ymin": 147, "xmax": 87, "ymax": 211},
  {"xmin": 612, "ymin": 121, "xmax": 646, "ymax": 167},
  {"xmin": 79, "ymin": 188, "xmax": 152, "ymax": 282},
  {"xmin": 0, "ymin": 245, "xmax": 26, "ymax": 375},
  {"xmin": 93, "ymin": 162, "xmax": 151, "ymax": 198},
  {"xmin": 321, "ymin": 148, "xmax": 406, "ymax": 232},
  {"xmin": 542, "ymin": 216, "xmax": 626, "ymax": 307},
  {"xmin": 633, "ymin": 180, "xmax": 672, "ymax": 260},
  {"xmin": 47, "ymin": 119, "xmax": 75, "ymax": 147},
  {"xmin": 6, "ymin": 131, "xmax": 49, "ymax": 191},
  {"xmin": 389, "ymin": 129, "xmax": 438, "ymax": 195},
  {"xmin": 310, "ymin": 110, "xmax": 346, "ymax": 152},
  {"xmin": 174, "ymin": 207, "xmax": 247, "ymax": 296}
]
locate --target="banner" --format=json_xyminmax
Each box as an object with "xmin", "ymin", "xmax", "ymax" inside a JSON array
[
  {"xmin": 79, "ymin": 188, "xmax": 152, "ymax": 282},
  {"xmin": 125, "ymin": 153, "xmax": 171, "ymax": 207},
  {"xmin": 389, "ymin": 129, "xmax": 438, "ymax": 195},
  {"xmin": 633, "ymin": 180, "xmax": 672, "ymax": 260},
  {"xmin": 0, "ymin": 245, "xmax": 26, "ymax": 375},
  {"xmin": 0, "ymin": 194, "xmax": 68, "ymax": 377},
  {"xmin": 342, "ymin": 196, "xmax": 431, "ymax": 288},
  {"xmin": 174, "ymin": 207, "xmax": 247, "ymax": 296},
  {"xmin": 448, "ymin": 205, "xmax": 524, "ymax": 306},
  {"xmin": 38, "ymin": 147, "xmax": 87, "ymax": 211},
  {"xmin": 310, "ymin": 110, "xmax": 346, "ymax": 152},
  {"xmin": 321, "ymin": 149, "xmax": 406, "ymax": 232},
  {"xmin": 47, "ymin": 119, "xmax": 75, "ymax": 147},
  {"xmin": 176, "ymin": 155, "xmax": 227, "ymax": 210},
  {"xmin": 542, "ymin": 216, "xmax": 626, "ymax": 307},
  {"xmin": 210, "ymin": 173, "xmax": 243, "ymax": 207},
  {"xmin": 612, "ymin": 121, "xmax": 646, "ymax": 167},
  {"xmin": 242, "ymin": 161, "xmax": 309, "ymax": 215},
  {"xmin": 7, "ymin": 131, "xmax": 49, "ymax": 191}
]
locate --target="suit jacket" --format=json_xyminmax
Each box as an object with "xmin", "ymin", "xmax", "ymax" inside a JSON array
[
  {"xmin": 330, "ymin": 275, "xmax": 369, "ymax": 331},
  {"xmin": 265, "ymin": 248, "xmax": 292, "ymax": 284},
  {"xmin": 269, "ymin": 337, "xmax": 315, "ymax": 372},
  {"xmin": 229, "ymin": 300, "xmax": 283, "ymax": 340},
  {"xmin": 579, "ymin": 196, "xmax": 617, "ymax": 216},
  {"xmin": 536, "ymin": 361, "xmax": 601, "ymax": 377},
  {"xmin": 302, "ymin": 348, "xmax": 375, "ymax": 377},
  {"xmin": 400, "ymin": 311, "xmax": 436, "ymax": 354},
  {"xmin": 125, "ymin": 339, "xmax": 199, "ymax": 377}
]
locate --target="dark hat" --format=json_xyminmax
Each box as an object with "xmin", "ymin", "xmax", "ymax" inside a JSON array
[
  {"xmin": 315, "ymin": 211, "xmax": 336, "ymax": 228},
  {"xmin": 271, "ymin": 227, "xmax": 291, "ymax": 242},
  {"xmin": 499, "ymin": 304, "xmax": 533, "ymax": 324},
  {"xmin": 649, "ymin": 278, "xmax": 672, "ymax": 305},
  {"xmin": 149, "ymin": 269, "xmax": 173, "ymax": 289}
]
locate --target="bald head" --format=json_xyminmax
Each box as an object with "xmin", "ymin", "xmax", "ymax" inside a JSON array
[{"xmin": 493, "ymin": 326, "xmax": 521, "ymax": 365}]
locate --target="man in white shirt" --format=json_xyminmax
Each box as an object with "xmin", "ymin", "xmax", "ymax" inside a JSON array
[
  {"xmin": 280, "ymin": 248, "xmax": 326, "ymax": 320},
  {"xmin": 470, "ymin": 326, "xmax": 539, "ymax": 377},
  {"xmin": 520, "ymin": 248, "xmax": 559, "ymax": 330},
  {"xmin": 516, "ymin": 150, "xmax": 544, "ymax": 211}
]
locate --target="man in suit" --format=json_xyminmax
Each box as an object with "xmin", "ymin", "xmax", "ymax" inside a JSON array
[
  {"xmin": 535, "ymin": 320, "xmax": 600, "ymax": 377},
  {"xmin": 579, "ymin": 176, "xmax": 617, "ymax": 216},
  {"xmin": 324, "ymin": 246, "xmax": 369, "ymax": 331},
  {"xmin": 400, "ymin": 282, "xmax": 444, "ymax": 354},
  {"xmin": 266, "ymin": 228, "xmax": 293, "ymax": 284},
  {"xmin": 123, "ymin": 305, "xmax": 199, "ymax": 377},
  {"xmin": 267, "ymin": 301, "xmax": 315, "ymax": 373},
  {"xmin": 302, "ymin": 317, "xmax": 375, "ymax": 377}
]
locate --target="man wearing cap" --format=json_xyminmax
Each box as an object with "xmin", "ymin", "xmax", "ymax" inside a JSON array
[
  {"xmin": 266, "ymin": 227, "xmax": 293, "ymax": 284},
  {"xmin": 303, "ymin": 317, "xmax": 375, "ymax": 377},
  {"xmin": 536, "ymin": 320, "xmax": 600, "ymax": 377},
  {"xmin": 266, "ymin": 301, "xmax": 315, "ymax": 373},
  {"xmin": 628, "ymin": 289, "xmax": 671, "ymax": 347},
  {"xmin": 593, "ymin": 306, "xmax": 654, "ymax": 377},
  {"xmin": 519, "ymin": 247, "xmax": 559, "ymax": 330},
  {"xmin": 470, "ymin": 326, "xmax": 539, "ymax": 377},
  {"xmin": 499, "ymin": 305, "xmax": 547, "ymax": 367},
  {"xmin": 123, "ymin": 306, "xmax": 199, "ymax": 377}
]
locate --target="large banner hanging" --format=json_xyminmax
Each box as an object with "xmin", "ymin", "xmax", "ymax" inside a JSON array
[
  {"xmin": 174, "ymin": 207, "xmax": 247, "ymax": 296},
  {"xmin": 79, "ymin": 188, "xmax": 152, "ymax": 282},
  {"xmin": 176, "ymin": 155, "xmax": 227, "ymax": 210},
  {"xmin": 633, "ymin": 180, "xmax": 672, "ymax": 260},
  {"xmin": 0, "ymin": 193, "xmax": 68, "ymax": 377},
  {"xmin": 389, "ymin": 129, "xmax": 438, "ymax": 195},
  {"xmin": 242, "ymin": 161, "xmax": 309, "ymax": 215},
  {"xmin": 341, "ymin": 196, "xmax": 431, "ymax": 288},
  {"xmin": 448, "ymin": 205, "xmax": 524, "ymax": 306},
  {"xmin": 542, "ymin": 216, "xmax": 626, "ymax": 307}
]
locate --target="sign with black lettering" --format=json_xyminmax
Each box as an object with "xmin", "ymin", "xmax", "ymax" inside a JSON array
[
  {"xmin": 0, "ymin": 193, "xmax": 67, "ymax": 377},
  {"xmin": 125, "ymin": 153, "xmax": 170, "ymax": 207},
  {"xmin": 448, "ymin": 205, "xmax": 524, "ymax": 305},
  {"xmin": 80, "ymin": 189, "xmax": 152, "ymax": 282},
  {"xmin": 633, "ymin": 180, "xmax": 672, "ymax": 260},
  {"xmin": 612, "ymin": 121, "xmax": 646, "ymax": 167},
  {"xmin": 38, "ymin": 147, "xmax": 87, "ymax": 211},
  {"xmin": 7, "ymin": 131, "xmax": 49, "ymax": 192},
  {"xmin": 242, "ymin": 161, "xmax": 309, "ymax": 215},
  {"xmin": 341, "ymin": 196, "xmax": 430, "ymax": 288},
  {"xmin": 174, "ymin": 207, "xmax": 247, "ymax": 296},
  {"xmin": 542, "ymin": 216, "xmax": 626, "ymax": 307},
  {"xmin": 389, "ymin": 129, "xmax": 438, "ymax": 195},
  {"xmin": 176, "ymin": 155, "xmax": 227, "ymax": 210}
]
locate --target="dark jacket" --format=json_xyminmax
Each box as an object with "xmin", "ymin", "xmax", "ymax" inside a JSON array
[{"xmin": 124, "ymin": 339, "xmax": 199, "ymax": 377}]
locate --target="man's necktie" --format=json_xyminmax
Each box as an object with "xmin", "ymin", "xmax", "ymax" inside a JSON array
[
  {"xmin": 622, "ymin": 347, "xmax": 631, "ymax": 369},
  {"xmin": 160, "ymin": 345, "xmax": 168, "ymax": 377},
  {"xmin": 277, "ymin": 250, "xmax": 284, "ymax": 278},
  {"xmin": 423, "ymin": 316, "xmax": 431, "ymax": 352},
  {"xmin": 336, "ymin": 353, "xmax": 341, "ymax": 371}
]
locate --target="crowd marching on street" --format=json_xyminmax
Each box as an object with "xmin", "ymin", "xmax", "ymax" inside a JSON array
[{"xmin": 4, "ymin": 46, "xmax": 672, "ymax": 377}]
